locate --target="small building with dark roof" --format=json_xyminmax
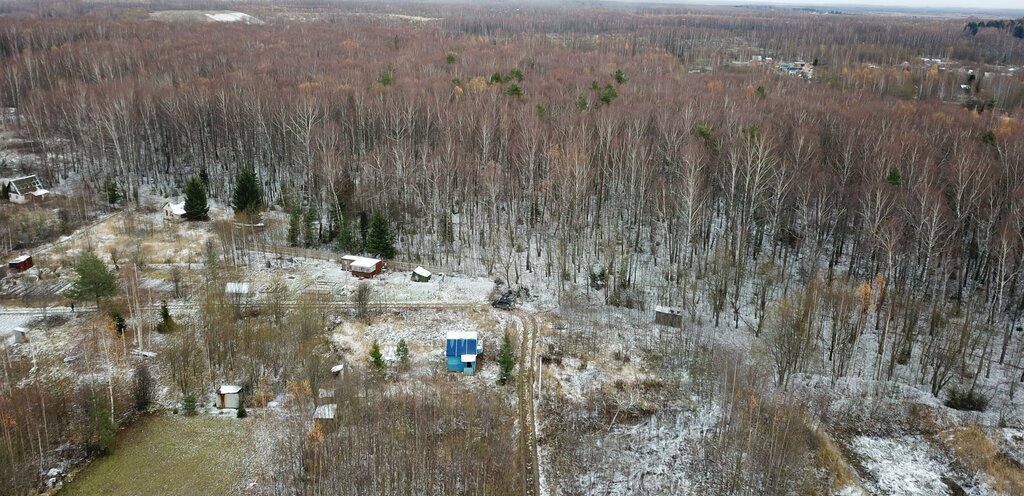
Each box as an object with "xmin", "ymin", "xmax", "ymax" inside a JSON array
[{"xmin": 2, "ymin": 175, "xmax": 49, "ymax": 204}]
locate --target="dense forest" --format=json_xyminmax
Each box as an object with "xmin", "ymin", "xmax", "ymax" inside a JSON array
[{"xmin": 1, "ymin": 1, "xmax": 1024, "ymax": 494}]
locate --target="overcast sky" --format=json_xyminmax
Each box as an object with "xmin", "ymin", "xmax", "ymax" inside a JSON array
[{"xmin": 605, "ymin": 0, "xmax": 1024, "ymax": 13}]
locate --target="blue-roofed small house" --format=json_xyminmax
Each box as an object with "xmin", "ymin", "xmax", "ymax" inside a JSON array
[{"xmin": 445, "ymin": 331, "xmax": 482, "ymax": 375}]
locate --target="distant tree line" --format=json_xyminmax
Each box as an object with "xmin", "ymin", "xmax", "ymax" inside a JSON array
[{"xmin": 964, "ymin": 18, "xmax": 1024, "ymax": 38}]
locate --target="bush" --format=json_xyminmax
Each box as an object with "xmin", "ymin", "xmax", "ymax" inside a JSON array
[
  {"xmin": 236, "ymin": 402, "xmax": 247, "ymax": 419},
  {"xmin": 945, "ymin": 388, "xmax": 988, "ymax": 412}
]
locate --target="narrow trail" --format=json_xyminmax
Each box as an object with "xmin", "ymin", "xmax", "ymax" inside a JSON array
[{"xmin": 515, "ymin": 311, "xmax": 541, "ymax": 496}]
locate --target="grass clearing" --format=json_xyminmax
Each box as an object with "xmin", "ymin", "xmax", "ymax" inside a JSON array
[{"xmin": 62, "ymin": 414, "xmax": 248, "ymax": 496}]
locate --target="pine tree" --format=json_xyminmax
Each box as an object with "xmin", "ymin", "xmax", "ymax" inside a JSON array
[
  {"xmin": 70, "ymin": 251, "xmax": 119, "ymax": 307},
  {"xmin": 612, "ymin": 68, "xmax": 627, "ymax": 84},
  {"xmin": 365, "ymin": 214, "xmax": 396, "ymax": 259},
  {"xmin": 598, "ymin": 84, "xmax": 617, "ymax": 106},
  {"xmin": 303, "ymin": 208, "xmax": 317, "ymax": 248},
  {"xmin": 358, "ymin": 211, "xmax": 370, "ymax": 244},
  {"xmin": 87, "ymin": 391, "xmax": 118, "ymax": 455},
  {"xmin": 182, "ymin": 393, "xmax": 198, "ymax": 416},
  {"xmin": 112, "ymin": 313, "xmax": 127, "ymax": 334},
  {"xmin": 287, "ymin": 209, "xmax": 301, "ymax": 247},
  {"xmin": 369, "ymin": 340, "xmax": 384, "ymax": 369},
  {"xmin": 105, "ymin": 177, "xmax": 121, "ymax": 205},
  {"xmin": 497, "ymin": 330, "xmax": 515, "ymax": 386},
  {"xmin": 183, "ymin": 176, "xmax": 209, "ymax": 221},
  {"xmin": 157, "ymin": 301, "xmax": 176, "ymax": 333},
  {"xmin": 335, "ymin": 217, "xmax": 357, "ymax": 252},
  {"xmin": 885, "ymin": 167, "xmax": 902, "ymax": 187},
  {"xmin": 396, "ymin": 339, "xmax": 409, "ymax": 366},
  {"xmin": 133, "ymin": 364, "xmax": 154, "ymax": 411},
  {"xmin": 231, "ymin": 169, "xmax": 263, "ymax": 217}
]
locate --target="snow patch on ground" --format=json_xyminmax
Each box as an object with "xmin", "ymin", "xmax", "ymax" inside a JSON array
[
  {"xmin": 205, "ymin": 12, "xmax": 257, "ymax": 23},
  {"xmin": 150, "ymin": 10, "xmax": 264, "ymax": 25},
  {"xmin": 570, "ymin": 405, "xmax": 719, "ymax": 494},
  {"xmin": 851, "ymin": 435, "xmax": 952, "ymax": 495}
]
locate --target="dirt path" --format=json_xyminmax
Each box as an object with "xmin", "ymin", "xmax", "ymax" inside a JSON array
[{"xmin": 515, "ymin": 311, "xmax": 541, "ymax": 496}]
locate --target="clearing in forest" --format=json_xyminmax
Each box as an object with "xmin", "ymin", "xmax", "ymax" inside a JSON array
[{"xmin": 61, "ymin": 414, "xmax": 248, "ymax": 496}]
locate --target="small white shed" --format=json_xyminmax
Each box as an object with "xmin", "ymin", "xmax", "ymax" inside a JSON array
[
  {"xmin": 13, "ymin": 327, "xmax": 29, "ymax": 344},
  {"xmin": 225, "ymin": 282, "xmax": 251, "ymax": 303},
  {"xmin": 163, "ymin": 201, "xmax": 185, "ymax": 220},
  {"xmin": 314, "ymin": 403, "xmax": 336, "ymax": 421},
  {"xmin": 216, "ymin": 384, "xmax": 242, "ymax": 409}
]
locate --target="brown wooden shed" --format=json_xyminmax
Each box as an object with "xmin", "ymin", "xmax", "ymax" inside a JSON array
[
  {"xmin": 8, "ymin": 255, "xmax": 33, "ymax": 272},
  {"xmin": 654, "ymin": 306, "xmax": 684, "ymax": 329}
]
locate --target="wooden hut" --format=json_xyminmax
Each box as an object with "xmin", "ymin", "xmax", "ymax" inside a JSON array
[
  {"xmin": 7, "ymin": 254, "xmax": 33, "ymax": 272},
  {"xmin": 339, "ymin": 255, "xmax": 383, "ymax": 279},
  {"xmin": 412, "ymin": 266, "xmax": 432, "ymax": 282},
  {"xmin": 654, "ymin": 306, "xmax": 684, "ymax": 329}
]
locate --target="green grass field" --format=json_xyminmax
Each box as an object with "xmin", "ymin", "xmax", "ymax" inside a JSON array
[{"xmin": 62, "ymin": 414, "xmax": 248, "ymax": 496}]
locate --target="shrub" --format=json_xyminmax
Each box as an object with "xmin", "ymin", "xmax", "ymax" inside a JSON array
[
  {"xmin": 237, "ymin": 402, "xmax": 247, "ymax": 419},
  {"xmin": 945, "ymin": 388, "xmax": 988, "ymax": 412}
]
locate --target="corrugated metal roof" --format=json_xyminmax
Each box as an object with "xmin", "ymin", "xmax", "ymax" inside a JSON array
[
  {"xmin": 219, "ymin": 385, "xmax": 242, "ymax": 394},
  {"xmin": 445, "ymin": 333, "xmax": 482, "ymax": 357},
  {"xmin": 314, "ymin": 404, "xmax": 336, "ymax": 419},
  {"xmin": 225, "ymin": 282, "xmax": 250, "ymax": 294}
]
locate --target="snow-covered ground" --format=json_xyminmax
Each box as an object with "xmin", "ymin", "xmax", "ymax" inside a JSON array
[
  {"xmin": 850, "ymin": 434, "xmax": 1001, "ymax": 496},
  {"xmin": 0, "ymin": 312, "xmax": 35, "ymax": 342},
  {"xmin": 150, "ymin": 10, "xmax": 265, "ymax": 25}
]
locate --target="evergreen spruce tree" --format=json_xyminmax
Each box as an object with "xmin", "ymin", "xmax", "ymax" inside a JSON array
[
  {"xmin": 365, "ymin": 214, "xmax": 396, "ymax": 259},
  {"xmin": 335, "ymin": 218, "xmax": 357, "ymax": 252},
  {"xmin": 885, "ymin": 167, "xmax": 902, "ymax": 187},
  {"xmin": 132, "ymin": 363, "xmax": 154, "ymax": 412},
  {"xmin": 70, "ymin": 251, "xmax": 119, "ymax": 307},
  {"xmin": 183, "ymin": 176, "xmax": 209, "ymax": 221},
  {"xmin": 302, "ymin": 208, "xmax": 317, "ymax": 248},
  {"xmin": 612, "ymin": 68, "xmax": 627, "ymax": 84},
  {"xmin": 87, "ymin": 392, "xmax": 118, "ymax": 454},
  {"xmin": 231, "ymin": 169, "xmax": 263, "ymax": 217},
  {"xmin": 369, "ymin": 340, "xmax": 384, "ymax": 369},
  {"xmin": 287, "ymin": 209, "xmax": 301, "ymax": 247},
  {"xmin": 497, "ymin": 330, "xmax": 515, "ymax": 386},
  {"xmin": 396, "ymin": 339, "xmax": 409, "ymax": 366},
  {"xmin": 358, "ymin": 211, "xmax": 370, "ymax": 244},
  {"xmin": 105, "ymin": 177, "xmax": 121, "ymax": 205}
]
